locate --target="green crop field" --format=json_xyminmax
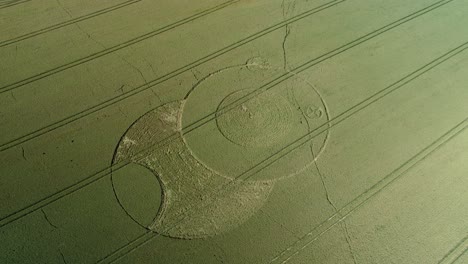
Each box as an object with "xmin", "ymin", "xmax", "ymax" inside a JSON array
[{"xmin": 0, "ymin": 0, "xmax": 467, "ymax": 263}]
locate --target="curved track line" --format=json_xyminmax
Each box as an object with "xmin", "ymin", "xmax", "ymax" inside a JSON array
[
  {"xmin": 2, "ymin": 0, "xmax": 467, "ymax": 261},
  {"xmin": 270, "ymin": 120, "xmax": 468, "ymax": 264},
  {"xmin": 0, "ymin": 1, "xmax": 344, "ymax": 152},
  {"xmin": 109, "ymin": 41, "xmax": 468, "ymax": 256},
  {"xmin": 1, "ymin": 20, "xmax": 465, "ymax": 239},
  {"xmin": 0, "ymin": 0, "xmax": 343, "ymax": 149},
  {"xmin": 100, "ymin": 119, "xmax": 468, "ymax": 264},
  {"xmin": 0, "ymin": 0, "xmax": 459, "ymax": 229},
  {"xmin": 0, "ymin": 0, "xmax": 445, "ymax": 152},
  {"xmin": 179, "ymin": 0, "xmax": 457, "ymax": 135}
]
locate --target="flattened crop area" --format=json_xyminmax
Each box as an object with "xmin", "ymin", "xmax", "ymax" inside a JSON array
[{"xmin": 1, "ymin": 0, "xmax": 467, "ymax": 263}]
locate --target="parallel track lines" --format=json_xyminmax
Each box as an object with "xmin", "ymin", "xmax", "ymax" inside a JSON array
[
  {"xmin": 100, "ymin": 120, "xmax": 468, "ymax": 264},
  {"xmin": 0, "ymin": 0, "xmax": 143, "ymax": 48},
  {"xmin": 0, "ymin": 0, "xmax": 450, "ymax": 152},
  {"xmin": 0, "ymin": 0, "xmax": 31, "ymax": 9},
  {"xmin": 101, "ymin": 37, "xmax": 468, "ymax": 264},
  {"xmin": 0, "ymin": 0, "xmax": 458, "ymax": 230},
  {"xmin": 235, "ymin": 41, "xmax": 468, "ymax": 182},
  {"xmin": 0, "ymin": 0, "xmax": 239, "ymax": 94},
  {"xmin": 0, "ymin": 1, "xmax": 464, "ymax": 262},
  {"xmin": 438, "ymin": 236, "xmax": 468, "ymax": 264},
  {"xmin": 270, "ymin": 119, "xmax": 468, "ymax": 264},
  {"xmin": 0, "ymin": 0, "xmax": 344, "ymax": 151}
]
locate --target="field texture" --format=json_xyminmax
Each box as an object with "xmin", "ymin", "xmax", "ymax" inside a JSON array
[{"xmin": 0, "ymin": 0, "xmax": 467, "ymax": 263}]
